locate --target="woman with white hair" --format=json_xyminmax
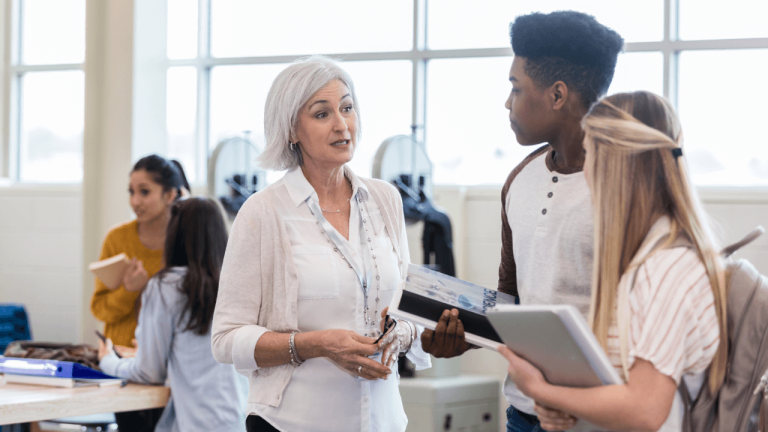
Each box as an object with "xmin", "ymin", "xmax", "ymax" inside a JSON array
[{"xmin": 211, "ymin": 55, "xmax": 431, "ymax": 432}]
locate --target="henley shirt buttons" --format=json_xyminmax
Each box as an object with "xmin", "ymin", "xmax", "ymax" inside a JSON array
[
  {"xmin": 552, "ymin": 176, "xmax": 558, "ymax": 183},
  {"xmin": 542, "ymin": 209, "xmax": 547, "ymax": 215},
  {"xmin": 548, "ymin": 192, "xmax": 553, "ymax": 198}
]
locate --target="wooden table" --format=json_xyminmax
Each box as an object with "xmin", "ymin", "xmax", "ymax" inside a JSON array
[{"xmin": 0, "ymin": 380, "xmax": 170, "ymax": 425}]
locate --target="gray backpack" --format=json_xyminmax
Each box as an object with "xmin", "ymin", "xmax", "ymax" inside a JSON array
[{"xmin": 682, "ymin": 227, "xmax": 768, "ymax": 432}]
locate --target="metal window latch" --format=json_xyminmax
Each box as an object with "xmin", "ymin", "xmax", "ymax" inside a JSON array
[{"xmin": 754, "ymin": 372, "xmax": 768, "ymax": 397}]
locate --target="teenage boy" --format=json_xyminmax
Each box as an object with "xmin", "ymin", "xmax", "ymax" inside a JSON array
[{"xmin": 419, "ymin": 11, "xmax": 623, "ymax": 431}]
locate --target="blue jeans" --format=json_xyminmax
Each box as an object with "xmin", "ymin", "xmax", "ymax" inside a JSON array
[{"xmin": 506, "ymin": 405, "xmax": 544, "ymax": 432}]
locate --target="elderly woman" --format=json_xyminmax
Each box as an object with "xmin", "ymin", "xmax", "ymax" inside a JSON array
[{"xmin": 211, "ymin": 56, "xmax": 431, "ymax": 432}]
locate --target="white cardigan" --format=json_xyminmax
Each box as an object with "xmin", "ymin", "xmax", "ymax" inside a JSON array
[{"xmin": 211, "ymin": 167, "xmax": 428, "ymax": 407}]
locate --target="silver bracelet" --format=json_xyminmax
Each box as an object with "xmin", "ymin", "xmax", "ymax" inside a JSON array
[
  {"xmin": 399, "ymin": 320, "xmax": 417, "ymax": 357},
  {"xmin": 289, "ymin": 331, "xmax": 303, "ymax": 367}
]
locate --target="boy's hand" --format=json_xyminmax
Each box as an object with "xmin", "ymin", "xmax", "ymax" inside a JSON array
[{"xmin": 421, "ymin": 309, "xmax": 472, "ymax": 358}]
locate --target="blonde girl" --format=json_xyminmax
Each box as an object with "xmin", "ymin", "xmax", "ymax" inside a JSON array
[{"xmin": 498, "ymin": 91, "xmax": 727, "ymax": 432}]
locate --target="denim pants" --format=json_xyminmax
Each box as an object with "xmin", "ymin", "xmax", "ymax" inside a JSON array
[{"xmin": 506, "ymin": 405, "xmax": 545, "ymax": 432}]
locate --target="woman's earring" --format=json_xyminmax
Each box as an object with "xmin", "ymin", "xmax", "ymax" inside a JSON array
[{"xmin": 290, "ymin": 141, "xmax": 296, "ymax": 151}]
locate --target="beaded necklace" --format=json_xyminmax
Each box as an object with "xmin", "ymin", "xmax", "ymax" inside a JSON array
[{"xmin": 306, "ymin": 179, "xmax": 383, "ymax": 334}]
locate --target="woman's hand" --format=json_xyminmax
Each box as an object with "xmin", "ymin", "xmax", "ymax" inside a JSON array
[
  {"xmin": 319, "ymin": 329, "xmax": 392, "ymax": 381},
  {"xmin": 377, "ymin": 307, "xmax": 414, "ymax": 368},
  {"xmin": 122, "ymin": 258, "xmax": 149, "ymax": 292},
  {"xmin": 497, "ymin": 345, "xmax": 548, "ymax": 398},
  {"xmin": 534, "ymin": 402, "xmax": 578, "ymax": 431}
]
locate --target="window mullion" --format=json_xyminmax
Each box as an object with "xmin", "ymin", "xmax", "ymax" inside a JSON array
[
  {"xmin": 0, "ymin": 0, "xmax": 11, "ymax": 178},
  {"xmin": 10, "ymin": 71, "xmax": 21, "ymax": 181},
  {"xmin": 197, "ymin": 0, "xmax": 211, "ymax": 183},
  {"xmin": 412, "ymin": 0, "xmax": 427, "ymax": 144},
  {"xmin": 197, "ymin": 66, "xmax": 210, "ymax": 188},
  {"xmin": 5, "ymin": 0, "xmax": 21, "ymax": 180},
  {"xmin": 663, "ymin": 0, "xmax": 680, "ymax": 107},
  {"xmin": 198, "ymin": 0, "xmax": 210, "ymax": 58}
]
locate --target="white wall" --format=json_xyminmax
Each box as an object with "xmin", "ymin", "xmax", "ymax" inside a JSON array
[{"xmin": 0, "ymin": 186, "xmax": 82, "ymax": 343}]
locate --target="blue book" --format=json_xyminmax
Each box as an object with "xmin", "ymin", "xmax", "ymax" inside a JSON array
[{"xmin": 0, "ymin": 357, "xmax": 119, "ymax": 380}]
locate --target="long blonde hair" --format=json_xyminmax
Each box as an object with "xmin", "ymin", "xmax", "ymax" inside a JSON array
[{"xmin": 582, "ymin": 91, "xmax": 727, "ymax": 392}]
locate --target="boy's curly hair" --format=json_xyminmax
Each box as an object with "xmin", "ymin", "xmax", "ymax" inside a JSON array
[{"xmin": 510, "ymin": 11, "xmax": 624, "ymax": 107}]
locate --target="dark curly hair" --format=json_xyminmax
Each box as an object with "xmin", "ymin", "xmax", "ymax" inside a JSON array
[{"xmin": 510, "ymin": 11, "xmax": 624, "ymax": 107}]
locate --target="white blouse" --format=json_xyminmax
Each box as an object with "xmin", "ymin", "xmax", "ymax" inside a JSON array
[{"xmin": 244, "ymin": 167, "xmax": 427, "ymax": 432}]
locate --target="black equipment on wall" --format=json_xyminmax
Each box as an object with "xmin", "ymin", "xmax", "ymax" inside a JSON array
[
  {"xmin": 207, "ymin": 133, "xmax": 266, "ymax": 219},
  {"xmin": 394, "ymin": 174, "xmax": 455, "ymax": 277},
  {"xmin": 373, "ymin": 135, "xmax": 456, "ymax": 277}
]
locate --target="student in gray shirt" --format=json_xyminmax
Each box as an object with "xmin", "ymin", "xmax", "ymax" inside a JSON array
[{"xmin": 99, "ymin": 197, "xmax": 247, "ymax": 432}]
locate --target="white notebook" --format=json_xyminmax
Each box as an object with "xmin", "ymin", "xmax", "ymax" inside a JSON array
[
  {"xmin": 88, "ymin": 253, "xmax": 130, "ymax": 290},
  {"xmin": 487, "ymin": 305, "xmax": 622, "ymax": 431},
  {"xmin": 487, "ymin": 304, "xmax": 622, "ymax": 387}
]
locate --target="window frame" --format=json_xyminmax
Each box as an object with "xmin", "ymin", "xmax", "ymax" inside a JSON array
[
  {"xmin": 0, "ymin": 0, "xmax": 85, "ymax": 183},
  {"xmin": 166, "ymin": 0, "xmax": 763, "ymax": 188},
  {"xmin": 2, "ymin": 0, "xmax": 768, "ymax": 187}
]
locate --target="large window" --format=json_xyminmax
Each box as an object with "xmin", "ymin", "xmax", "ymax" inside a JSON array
[
  {"xmin": 2, "ymin": 1, "xmax": 766, "ymax": 186},
  {"xmin": 165, "ymin": 0, "xmax": 768, "ymax": 187},
  {"xmin": 1, "ymin": 0, "xmax": 85, "ymax": 183}
]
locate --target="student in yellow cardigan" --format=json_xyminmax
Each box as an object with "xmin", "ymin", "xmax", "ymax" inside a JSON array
[{"xmin": 91, "ymin": 155, "xmax": 189, "ymax": 350}]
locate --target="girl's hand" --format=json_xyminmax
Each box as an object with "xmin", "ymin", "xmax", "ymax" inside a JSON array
[
  {"xmin": 122, "ymin": 258, "xmax": 149, "ymax": 292},
  {"xmin": 98, "ymin": 338, "xmax": 115, "ymax": 361},
  {"xmin": 534, "ymin": 402, "xmax": 578, "ymax": 431},
  {"xmin": 497, "ymin": 345, "xmax": 548, "ymax": 398},
  {"xmin": 320, "ymin": 329, "xmax": 392, "ymax": 381},
  {"xmin": 115, "ymin": 339, "xmax": 138, "ymax": 358}
]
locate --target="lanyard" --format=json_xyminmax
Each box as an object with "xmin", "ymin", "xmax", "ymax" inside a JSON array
[{"xmin": 306, "ymin": 194, "xmax": 375, "ymax": 301}]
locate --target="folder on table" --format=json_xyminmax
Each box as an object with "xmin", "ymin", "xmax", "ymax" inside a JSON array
[{"xmin": 0, "ymin": 357, "xmax": 123, "ymax": 387}]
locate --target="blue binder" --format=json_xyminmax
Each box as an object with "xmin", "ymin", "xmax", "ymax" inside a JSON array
[{"xmin": 0, "ymin": 357, "xmax": 119, "ymax": 379}]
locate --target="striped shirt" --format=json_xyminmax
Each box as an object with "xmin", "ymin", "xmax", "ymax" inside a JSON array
[{"xmin": 607, "ymin": 247, "xmax": 720, "ymax": 431}]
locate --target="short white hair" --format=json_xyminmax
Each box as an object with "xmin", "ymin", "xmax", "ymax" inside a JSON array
[{"xmin": 258, "ymin": 56, "xmax": 361, "ymax": 171}]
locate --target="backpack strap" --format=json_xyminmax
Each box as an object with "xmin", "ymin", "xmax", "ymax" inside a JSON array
[
  {"xmin": 680, "ymin": 378, "xmax": 693, "ymax": 432},
  {"xmin": 721, "ymin": 226, "xmax": 764, "ymax": 258}
]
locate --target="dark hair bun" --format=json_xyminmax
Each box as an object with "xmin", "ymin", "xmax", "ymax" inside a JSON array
[{"xmin": 132, "ymin": 155, "xmax": 190, "ymax": 199}]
